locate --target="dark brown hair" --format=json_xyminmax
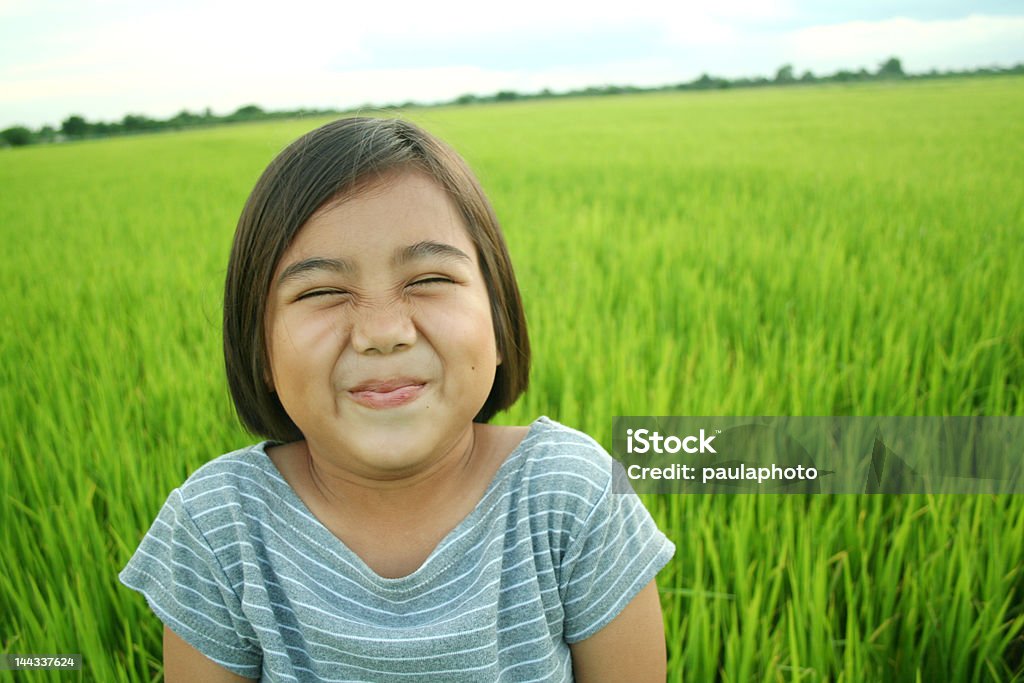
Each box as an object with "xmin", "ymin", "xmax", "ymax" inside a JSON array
[{"xmin": 223, "ymin": 117, "xmax": 530, "ymax": 442}]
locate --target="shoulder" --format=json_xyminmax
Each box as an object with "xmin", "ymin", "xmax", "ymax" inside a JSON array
[
  {"xmin": 176, "ymin": 442, "xmax": 277, "ymax": 501},
  {"xmin": 509, "ymin": 417, "xmax": 614, "ymax": 513},
  {"xmin": 517, "ymin": 416, "xmax": 613, "ymax": 472},
  {"xmin": 169, "ymin": 442, "xmax": 289, "ymax": 536}
]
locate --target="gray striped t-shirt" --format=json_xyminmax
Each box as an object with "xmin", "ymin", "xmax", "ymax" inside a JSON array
[{"xmin": 119, "ymin": 416, "xmax": 675, "ymax": 681}]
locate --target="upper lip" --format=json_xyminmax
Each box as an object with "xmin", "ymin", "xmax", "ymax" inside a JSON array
[{"xmin": 348, "ymin": 378, "xmax": 426, "ymax": 393}]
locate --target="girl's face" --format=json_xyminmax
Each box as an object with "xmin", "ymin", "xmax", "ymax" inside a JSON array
[{"xmin": 264, "ymin": 170, "xmax": 500, "ymax": 476}]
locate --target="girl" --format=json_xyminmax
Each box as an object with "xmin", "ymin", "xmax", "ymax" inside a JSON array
[{"xmin": 120, "ymin": 117, "xmax": 675, "ymax": 682}]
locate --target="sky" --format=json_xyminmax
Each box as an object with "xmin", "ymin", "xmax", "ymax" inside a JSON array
[{"xmin": 2, "ymin": 0, "xmax": 1023, "ymax": 130}]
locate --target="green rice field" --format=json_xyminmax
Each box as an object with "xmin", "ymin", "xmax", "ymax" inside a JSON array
[{"xmin": 2, "ymin": 76, "xmax": 1023, "ymax": 681}]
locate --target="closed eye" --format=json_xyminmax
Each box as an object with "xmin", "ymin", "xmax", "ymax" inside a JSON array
[
  {"xmin": 408, "ymin": 276, "xmax": 454, "ymax": 287},
  {"xmin": 296, "ymin": 289, "xmax": 348, "ymax": 301}
]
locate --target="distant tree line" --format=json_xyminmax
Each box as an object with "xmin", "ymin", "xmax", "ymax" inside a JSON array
[
  {"xmin": 3, "ymin": 57, "xmax": 1023, "ymax": 148},
  {"xmin": 0, "ymin": 103, "xmax": 339, "ymax": 147}
]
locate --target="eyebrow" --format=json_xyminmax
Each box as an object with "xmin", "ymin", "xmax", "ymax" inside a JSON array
[
  {"xmin": 276, "ymin": 241, "xmax": 473, "ymax": 287},
  {"xmin": 276, "ymin": 257, "xmax": 353, "ymax": 286},
  {"xmin": 394, "ymin": 240, "xmax": 473, "ymax": 267}
]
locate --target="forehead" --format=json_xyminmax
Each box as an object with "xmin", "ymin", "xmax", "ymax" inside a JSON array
[{"xmin": 277, "ymin": 171, "xmax": 477, "ymax": 268}]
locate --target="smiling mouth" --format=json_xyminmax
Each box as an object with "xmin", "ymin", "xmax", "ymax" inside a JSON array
[{"xmin": 348, "ymin": 380, "xmax": 426, "ymax": 409}]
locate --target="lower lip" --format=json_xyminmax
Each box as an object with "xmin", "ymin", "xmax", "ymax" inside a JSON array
[{"xmin": 348, "ymin": 384, "xmax": 425, "ymax": 409}]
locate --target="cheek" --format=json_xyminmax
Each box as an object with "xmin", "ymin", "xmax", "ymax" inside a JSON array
[
  {"xmin": 268, "ymin": 312, "xmax": 349, "ymax": 376},
  {"xmin": 426, "ymin": 299, "xmax": 498, "ymax": 357}
]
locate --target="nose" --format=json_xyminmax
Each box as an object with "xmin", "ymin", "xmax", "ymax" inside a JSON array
[{"xmin": 350, "ymin": 302, "xmax": 416, "ymax": 355}]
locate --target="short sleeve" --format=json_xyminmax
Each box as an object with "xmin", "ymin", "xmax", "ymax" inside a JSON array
[
  {"xmin": 119, "ymin": 489, "xmax": 262, "ymax": 678},
  {"xmin": 559, "ymin": 484, "xmax": 675, "ymax": 643}
]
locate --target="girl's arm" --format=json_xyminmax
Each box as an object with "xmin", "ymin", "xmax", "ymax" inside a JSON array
[
  {"xmin": 163, "ymin": 626, "xmax": 257, "ymax": 683},
  {"xmin": 569, "ymin": 580, "xmax": 667, "ymax": 682}
]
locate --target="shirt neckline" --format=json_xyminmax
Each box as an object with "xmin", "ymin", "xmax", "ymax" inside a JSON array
[{"xmin": 251, "ymin": 417, "xmax": 552, "ymax": 589}]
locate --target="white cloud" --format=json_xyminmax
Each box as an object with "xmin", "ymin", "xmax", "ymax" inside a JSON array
[{"xmin": 786, "ymin": 14, "xmax": 1024, "ymax": 72}]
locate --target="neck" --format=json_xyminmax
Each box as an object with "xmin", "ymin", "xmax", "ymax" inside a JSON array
[{"xmin": 301, "ymin": 425, "xmax": 480, "ymax": 517}]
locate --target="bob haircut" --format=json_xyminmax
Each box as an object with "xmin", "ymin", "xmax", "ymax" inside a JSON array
[{"xmin": 224, "ymin": 117, "xmax": 531, "ymax": 443}]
